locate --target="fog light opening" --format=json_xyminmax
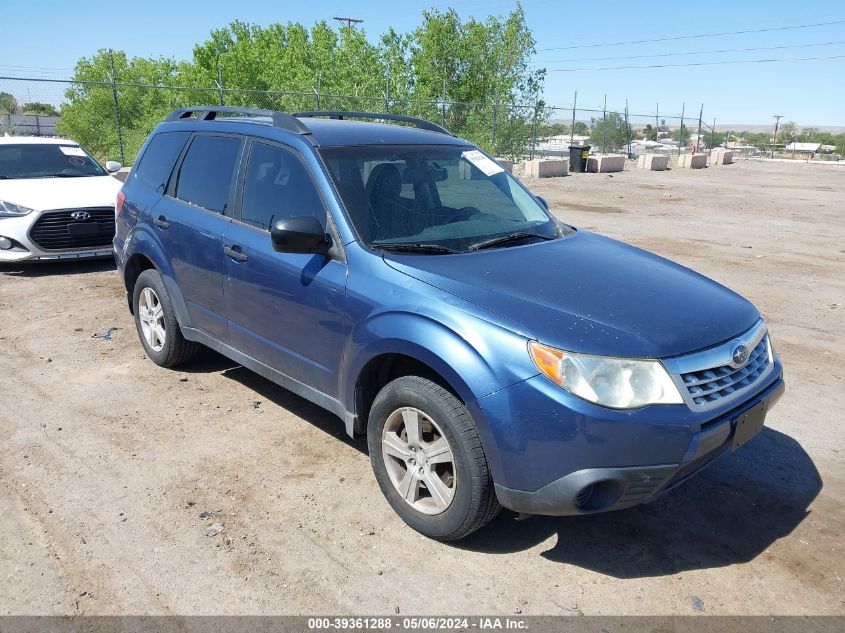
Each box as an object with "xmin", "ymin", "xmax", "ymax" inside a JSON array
[
  {"xmin": 576, "ymin": 480, "xmax": 626, "ymax": 512},
  {"xmin": 0, "ymin": 236, "xmax": 12, "ymax": 250},
  {"xmin": 575, "ymin": 484, "xmax": 594, "ymax": 509}
]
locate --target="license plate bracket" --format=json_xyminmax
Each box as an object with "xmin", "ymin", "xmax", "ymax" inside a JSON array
[
  {"xmin": 67, "ymin": 223, "xmax": 100, "ymax": 236},
  {"xmin": 732, "ymin": 401, "xmax": 767, "ymax": 451}
]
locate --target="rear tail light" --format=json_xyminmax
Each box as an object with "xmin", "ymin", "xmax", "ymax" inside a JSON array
[{"xmin": 115, "ymin": 191, "xmax": 126, "ymax": 219}]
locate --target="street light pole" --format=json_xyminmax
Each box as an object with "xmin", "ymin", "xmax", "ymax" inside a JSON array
[{"xmin": 333, "ymin": 16, "xmax": 363, "ymax": 28}]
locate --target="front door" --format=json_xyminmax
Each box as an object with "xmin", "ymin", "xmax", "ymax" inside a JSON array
[{"xmin": 223, "ymin": 139, "xmax": 348, "ymax": 397}]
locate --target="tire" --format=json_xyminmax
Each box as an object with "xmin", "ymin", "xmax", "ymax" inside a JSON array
[
  {"xmin": 367, "ymin": 376, "xmax": 500, "ymax": 541},
  {"xmin": 132, "ymin": 269, "xmax": 198, "ymax": 368}
]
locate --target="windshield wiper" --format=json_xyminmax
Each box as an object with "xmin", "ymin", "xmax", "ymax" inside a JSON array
[
  {"xmin": 374, "ymin": 243, "xmax": 458, "ymax": 254},
  {"xmin": 468, "ymin": 232, "xmax": 553, "ymax": 251}
]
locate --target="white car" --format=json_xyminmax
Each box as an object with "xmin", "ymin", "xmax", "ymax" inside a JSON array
[{"xmin": 0, "ymin": 136, "xmax": 123, "ymax": 262}]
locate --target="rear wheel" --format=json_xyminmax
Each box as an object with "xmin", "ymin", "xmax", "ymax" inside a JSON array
[
  {"xmin": 368, "ymin": 376, "xmax": 500, "ymax": 540},
  {"xmin": 132, "ymin": 269, "xmax": 198, "ymax": 367}
]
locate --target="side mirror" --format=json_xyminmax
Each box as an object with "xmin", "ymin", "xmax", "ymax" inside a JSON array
[
  {"xmin": 105, "ymin": 160, "xmax": 123, "ymax": 173},
  {"xmin": 536, "ymin": 195, "xmax": 549, "ymax": 210},
  {"xmin": 271, "ymin": 216, "xmax": 329, "ymax": 255}
]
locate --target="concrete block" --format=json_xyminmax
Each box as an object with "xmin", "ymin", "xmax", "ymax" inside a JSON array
[
  {"xmin": 586, "ymin": 154, "xmax": 625, "ymax": 173},
  {"xmin": 678, "ymin": 153, "xmax": 708, "ymax": 169},
  {"xmin": 637, "ymin": 154, "xmax": 669, "ymax": 171},
  {"xmin": 689, "ymin": 153, "xmax": 708, "ymax": 169},
  {"xmin": 710, "ymin": 149, "xmax": 734, "ymax": 165},
  {"xmin": 525, "ymin": 158, "xmax": 569, "ymax": 178}
]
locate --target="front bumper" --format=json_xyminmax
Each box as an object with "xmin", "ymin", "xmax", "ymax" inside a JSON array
[
  {"xmin": 0, "ymin": 211, "xmax": 113, "ymax": 262},
  {"xmin": 477, "ymin": 362, "xmax": 784, "ymax": 516}
]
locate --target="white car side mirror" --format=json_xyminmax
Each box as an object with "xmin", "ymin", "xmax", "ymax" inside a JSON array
[{"xmin": 105, "ymin": 160, "xmax": 123, "ymax": 173}]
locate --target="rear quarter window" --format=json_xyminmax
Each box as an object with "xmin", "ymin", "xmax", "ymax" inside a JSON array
[{"xmin": 133, "ymin": 131, "xmax": 190, "ymax": 194}]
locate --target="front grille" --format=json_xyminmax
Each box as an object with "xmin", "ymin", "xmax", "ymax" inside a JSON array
[
  {"xmin": 680, "ymin": 336, "xmax": 770, "ymax": 406},
  {"xmin": 29, "ymin": 207, "xmax": 115, "ymax": 251}
]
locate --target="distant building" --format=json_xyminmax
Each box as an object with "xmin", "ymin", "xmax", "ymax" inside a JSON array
[{"xmin": 784, "ymin": 142, "xmax": 821, "ymax": 159}]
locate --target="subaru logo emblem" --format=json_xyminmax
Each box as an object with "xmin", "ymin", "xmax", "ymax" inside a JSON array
[
  {"xmin": 731, "ymin": 344, "xmax": 749, "ymax": 367},
  {"xmin": 71, "ymin": 211, "xmax": 92, "ymax": 221}
]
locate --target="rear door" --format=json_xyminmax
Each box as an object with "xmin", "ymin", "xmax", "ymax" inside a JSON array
[
  {"xmin": 222, "ymin": 138, "xmax": 348, "ymax": 396},
  {"xmin": 155, "ymin": 133, "xmax": 244, "ymax": 341}
]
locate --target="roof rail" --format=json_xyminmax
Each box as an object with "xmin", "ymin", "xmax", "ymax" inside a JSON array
[
  {"xmin": 165, "ymin": 106, "xmax": 311, "ymax": 135},
  {"xmin": 293, "ymin": 111, "xmax": 453, "ymax": 136}
]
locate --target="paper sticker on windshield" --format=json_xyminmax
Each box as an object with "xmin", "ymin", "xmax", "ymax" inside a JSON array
[
  {"xmin": 59, "ymin": 146, "xmax": 86, "ymax": 157},
  {"xmin": 462, "ymin": 150, "xmax": 503, "ymax": 177}
]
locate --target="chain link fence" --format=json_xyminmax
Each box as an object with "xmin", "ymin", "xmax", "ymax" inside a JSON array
[{"xmin": 1, "ymin": 75, "xmax": 726, "ymax": 165}]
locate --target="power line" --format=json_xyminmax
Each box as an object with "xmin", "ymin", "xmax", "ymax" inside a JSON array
[
  {"xmin": 538, "ymin": 40, "xmax": 845, "ymax": 63},
  {"xmin": 537, "ymin": 19, "xmax": 845, "ymax": 52},
  {"xmin": 332, "ymin": 16, "xmax": 363, "ymax": 28},
  {"xmin": 547, "ymin": 54, "xmax": 845, "ymax": 73}
]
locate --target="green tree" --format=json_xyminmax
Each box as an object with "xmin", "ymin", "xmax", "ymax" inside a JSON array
[
  {"xmin": 0, "ymin": 92, "xmax": 19, "ymax": 114},
  {"xmin": 778, "ymin": 121, "xmax": 797, "ymax": 143},
  {"xmin": 642, "ymin": 123, "xmax": 658, "ymax": 141},
  {"xmin": 20, "ymin": 102, "xmax": 59, "ymax": 116},
  {"xmin": 590, "ymin": 112, "xmax": 631, "ymax": 153},
  {"xmin": 672, "ymin": 123, "xmax": 691, "ymax": 146}
]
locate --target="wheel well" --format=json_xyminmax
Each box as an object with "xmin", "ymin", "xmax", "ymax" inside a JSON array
[
  {"xmin": 353, "ymin": 353, "xmax": 462, "ymax": 435},
  {"xmin": 123, "ymin": 253, "xmax": 156, "ymax": 314}
]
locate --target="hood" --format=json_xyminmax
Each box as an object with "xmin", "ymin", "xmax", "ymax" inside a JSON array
[
  {"xmin": 383, "ymin": 230, "xmax": 760, "ymax": 358},
  {"xmin": 0, "ymin": 175, "xmax": 122, "ymax": 211}
]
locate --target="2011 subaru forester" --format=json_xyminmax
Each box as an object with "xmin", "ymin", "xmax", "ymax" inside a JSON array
[{"xmin": 114, "ymin": 107, "xmax": 784, "ymax": 541}]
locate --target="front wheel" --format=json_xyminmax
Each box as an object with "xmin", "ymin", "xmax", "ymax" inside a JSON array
[{"xmin": 367, "ymin": 376, "xmax": 500, "ymax": 540}]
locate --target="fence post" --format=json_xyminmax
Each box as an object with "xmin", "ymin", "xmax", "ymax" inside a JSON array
[
  {"xmin": 216, "ymin": 61, "xmax": 225, "ymax": 106},
  {"xmin": 601, "ymin": 94, "xmax": 607, "ymax": 154},
  {"xmin": 696, "ymin": 103, "xmax": 704, "ymax": 153},
  {"xmin": 108, "ymin": 50, "xmax": 126, "ymax": 165},
  {"xmin": 655, "ymin": 102, "xmax": 659, "ymax": 140},
  {"xmin": 625, "ymin": 99, "xmax": 631, "ymax": 158},
  {"xmin": 440, "ymin": 78, "xmax": 446, "ymax": 127},
  {"xmin": 570, "ymin": 90, "xmax": 577, "ymax": 144},
  {"xmin": 316, "ymin": 71, "xmax": 322, "ymax": 109},
  {"xmin": 711, "ymin": 118, "xmax": 717, "ymax": 148},
  {"xmin": 530, "ymin": 99, "xmax": 539, "ymax": 160},
  {"xmin": 678, "ymin": 102, "xmax": 685, "ymax": 157},
  {"xmin": 491, "ymin": 101, "xmax": 497, "ymax": 155},
  {"xmin": 35, "ymin": 114, "xmax": 41, "ymax": 136}
]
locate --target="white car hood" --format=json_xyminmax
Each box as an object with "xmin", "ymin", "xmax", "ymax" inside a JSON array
[{"xmin": 0, "ymin": 175, "xmax": 122, "ymax": 211}]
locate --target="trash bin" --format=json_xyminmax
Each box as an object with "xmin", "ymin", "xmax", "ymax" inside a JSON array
[{"xmin": 569, "ymin": 145, "xmax": 591, "ymax": 172}]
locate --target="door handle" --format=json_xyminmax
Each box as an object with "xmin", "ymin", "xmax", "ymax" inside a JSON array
[
  {"xmin": 153, "ymin": 215, "xmax": 169, "ymax": 229},
  {"xmin": 224, "ymin": 245, "xmax": 248, "ymax": 262}
]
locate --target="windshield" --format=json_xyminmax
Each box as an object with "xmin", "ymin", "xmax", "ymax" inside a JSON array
[
  {"xmin": 0, "ymin": 143, "xmax": 105, "ymax": 179},
  {"xmin": 320, "ymin": 145, "xmax": 561, "ymax": 252}
]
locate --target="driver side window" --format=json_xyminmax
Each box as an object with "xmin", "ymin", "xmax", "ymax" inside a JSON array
[{"xmin": 241, "ymin": 142, "xmax": 326, "ymax": 231}]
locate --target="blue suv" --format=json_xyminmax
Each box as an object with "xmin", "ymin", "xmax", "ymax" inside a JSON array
[{"xmin": 114, "ymin": 107, "xmax": 784, "ymax": 540}]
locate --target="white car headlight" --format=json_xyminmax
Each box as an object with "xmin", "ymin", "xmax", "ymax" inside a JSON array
[
  {"xmin": 529, "ymin": 341, "xmax": 684, "ymax": 409},
  {"xmin": 0, "ymin": 200, "xmax": 35, "ymax": 217}
]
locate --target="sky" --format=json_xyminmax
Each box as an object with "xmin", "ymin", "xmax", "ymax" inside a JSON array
[{"xmin": 1, "ymin": 0, "xmax": 843, "ymax": 126}]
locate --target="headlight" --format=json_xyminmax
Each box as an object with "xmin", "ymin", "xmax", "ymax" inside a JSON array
[
  {"xmin": 0, "ymin": 200, "xmax": 35, "ymax": 217},
  {"xmin": 529, "ymin": 341, "xmax": 684, "ymax": 409}
]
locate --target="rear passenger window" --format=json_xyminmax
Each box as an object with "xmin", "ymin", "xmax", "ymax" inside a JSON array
[
  {"xmin": 175, "ymin": 135, "xmax": 242, "ymax": 214},
  {"xmin": 134, "ymin": 131, "xmax": 189, "ymax": 194},
  {"xmin": 240, "ymin": 142, "xmax": 326, "ymax": 231}
]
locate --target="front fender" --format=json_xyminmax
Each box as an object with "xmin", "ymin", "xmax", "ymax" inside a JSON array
[{"xmin": 342, "ymin": 309, "xmax": 539, "ymax": 481}]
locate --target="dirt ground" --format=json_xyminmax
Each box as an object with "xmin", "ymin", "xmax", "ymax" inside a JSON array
[{"xmin": 1, "ymin": 159, "xmax": 843, "ymax": 616}]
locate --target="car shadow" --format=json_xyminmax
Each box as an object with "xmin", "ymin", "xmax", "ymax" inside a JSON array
[
  {"xmin": 212, "ymin": 355, "xmax": 367, "ymax": 456},
  {"xmin": 454, "ymin": 427, "xmax": 821, "ymax": 577},
  {"xmin": 0, "ymin": 258, "xmax": 116, "ymax": 277}
]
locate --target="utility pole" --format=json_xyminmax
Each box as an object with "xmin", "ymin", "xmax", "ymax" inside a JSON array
[
  {"xmin": 695, "ymin": 103, "xmax": 703, "ymax": 153},
  {"xmin": 107, "ymin": 49, "xmax": 125, "ymax": 165},
  {"xmin": 333, "ymin": 16, "xmax": 363, "ymax": 28},
  {"xmin": 772, "ymin": 114, "xmax": 783, "ymax": 158}
]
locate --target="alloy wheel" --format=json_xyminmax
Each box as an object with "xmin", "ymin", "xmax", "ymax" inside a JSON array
[{"xmin": 381, "ymin": 407, "xmax": 456, "ymax": 515}]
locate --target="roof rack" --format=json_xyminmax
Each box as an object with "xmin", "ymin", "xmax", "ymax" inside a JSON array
[
  {"xmin": 165, "ymin": 106, "xmax": 311, "ymax": 135},
  {"xmin": 293, "ymin": 111, "xmax": 453, "ymax": 136}
]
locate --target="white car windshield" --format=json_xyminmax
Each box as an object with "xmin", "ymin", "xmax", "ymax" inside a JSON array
[
  {"xmin": 0, "ymin": 143, "xmax": 106, "ymax": 179},
  {"xmin": 320, "ymin": 145, "xmax": 563, "ymax": 253}
]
